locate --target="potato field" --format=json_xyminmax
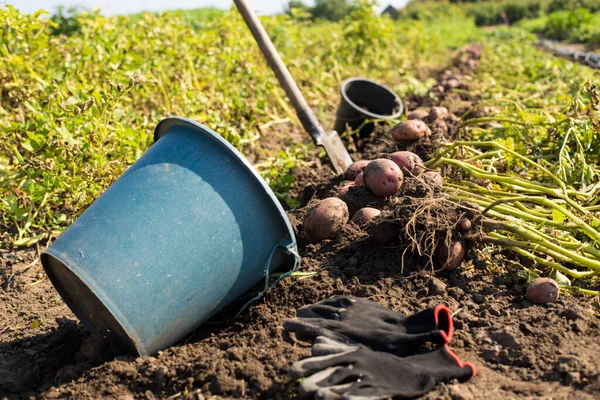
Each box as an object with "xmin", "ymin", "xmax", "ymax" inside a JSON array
[{"xmin": 1, "ymin": 1, "xmax": 600, "ymax": 399}]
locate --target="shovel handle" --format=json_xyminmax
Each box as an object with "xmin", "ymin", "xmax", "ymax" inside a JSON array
[{"xmin": 233, "ymin": 0, "xmax": 325, "ymax": 145}]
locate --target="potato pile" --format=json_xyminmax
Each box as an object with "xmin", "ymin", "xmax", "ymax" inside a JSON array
[{"xmin": 301, "ymin": 106, "xmax": 470, "ymax": 271}]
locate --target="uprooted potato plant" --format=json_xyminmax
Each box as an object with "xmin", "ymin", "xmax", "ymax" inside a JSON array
[{"xmin": 292, "ymin": 75, "xmax": 600, "ymax": 298}]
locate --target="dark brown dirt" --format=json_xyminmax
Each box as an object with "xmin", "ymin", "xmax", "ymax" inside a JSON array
[{"xmin": 2, "ymin": 44, "xmax": 600, "ymax": 400}]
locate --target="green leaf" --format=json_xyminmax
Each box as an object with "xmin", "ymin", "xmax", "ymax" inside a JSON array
[
  {"xmin": 65, "ymin": 96, "xmax": 80, "ymax": 106},
  {"xmin": 552, "ymin": 270, "xmax": 571, "ymax": 287},
  {"xmin": 552, "ymin": 209, "xmax": 566, "ymax": 222},
  {"xmin": 30, "ymin": 320, "xmax": 42, "ymax": 329},
  {"xmin": 13, "ymin": 233, "xmax": 47, "ymax": 247},
  {"xmin": 113, "ymin": 108, "xmax": 126, "ymax": 120}
]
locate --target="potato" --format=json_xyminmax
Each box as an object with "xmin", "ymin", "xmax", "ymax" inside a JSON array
[
  {"xmin": 430, "ymin": 119, "xmax": 448, "ymax": 136},
  {"xmin": 354, "ymin": 172, "xmax": 364, "ymax": 186},
  {"xmin": 407, "ymin": 109, "xmax": 429, "ymax": 120},
  {"xmin": 459, "ymin": 218, "xmax": 472, "ymax": 231},
  {"xmin": 423, "ymin": 171, "xmax": 444, "ymax": 189},
  {"xmin": 436, "ymin": 241, "xmax": 465, "ymax": 271},
  {"xmin": 429, "ymin": 106, "xmax": 448, "ymax": 121},
  {"xmin": 363, "ymin": 159, "xmax": 404, "ymax": 197},
  {"xmin": 346, "ymin": 160, "xmax": 370, "ymax": 181},
  {"xmin": 303, "ymin": 197, "xmax": 349, "ymax": 243},
  {"xmin": 351, "ymin": 207, "xmax": 381, "ymax": 225},
  {"xmin": 390, "ymin": 151, "xmax": 425, "ymax": 176},
  {"xmin": 444, "ymin": 78, "xmax": 460, "ymax": 89},
  {"xmin": 335, "ymin": 181, "xmax": 354, "ymax": 197},
  {"xmin": 526, "ymin": 278, "xmax": 559, "ymax": 304},
  {"xmin": 390, "ymin": 119, "xmax": 431, "ymax": 141}
]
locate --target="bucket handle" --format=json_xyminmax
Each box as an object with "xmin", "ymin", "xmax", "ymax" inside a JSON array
[{"xmin": 208, "ymin": 241, "xmax": 301, "ymax": 324}]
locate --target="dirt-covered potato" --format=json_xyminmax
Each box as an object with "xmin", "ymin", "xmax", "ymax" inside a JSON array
[
  {"xmin": 459, "ymin": 218, "xmax": 472, "ymax": 231},
  {"xmin": 423, "ymin": 171, "xmax": 444, "ymax": 190},
  {"xmin": 429, "ymin": 106, "xmax": 448, "ymax": 120},
  {"xmin": 444, "ymin": 77, "xmax": 460, "ymax": 89},
  {"xmin": 335, "ymin": 181, "xmax": 354, "ymax": 197},
  {"xmin": 390, "ymin": 119, "xmax": 431, "ymax": 141},
  {"xmin": 363, "ymin": 159, "xmax": 404, "ymax": 197},
  {"xmin": 526, "ymin": 278, "xmax": 560, "ymax": 304},
  {"xmin": 346, "ymin": 160, "xmax": 370, "ymax": 181},
  {"xmin": 303, "ymin": 197, "xmax": 349, "ymax": 243},
  {"xmin": 390, "ymin": 151, "xmax": 425, "ymax": 176},
  {"xmin": 354, "ymin": 172, "xmax": 364, "ymax": 186},
  {"xmin": 436, "ymin": 241, "xmax": 465, "ymax": 270},
  {"xmin": 351, "ymin": 207, "xmax": 381, "ymax": 225},
  {"xmin": 407, "ymin": 109, "xmax": 429, "ymax": 120},
  {"xmin": 430, "ymin": 119, "xmax": 448, "ymax": 136}
]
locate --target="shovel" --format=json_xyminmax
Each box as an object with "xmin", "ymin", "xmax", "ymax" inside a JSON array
[{"xmin": 233, "ymin": 0, "xmax": 353, "ymax": 174}]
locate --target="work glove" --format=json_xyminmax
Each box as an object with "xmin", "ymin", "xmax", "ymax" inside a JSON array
[
  {"xmin": 284, "ymin": 295, "xmax": 453, "ymax": 357},
  {"xmin": 291, "ymin": 336, "xmax": 476, "ymax": 400}
]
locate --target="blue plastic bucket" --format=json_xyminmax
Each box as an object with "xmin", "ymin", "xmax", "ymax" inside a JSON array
[{"xmin": 41, "ymin": 117, "xmax": 299, "ymax": 356}]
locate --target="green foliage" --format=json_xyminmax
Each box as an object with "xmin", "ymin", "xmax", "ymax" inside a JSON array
[
  {"xmin": 259, "ymin": 145, "xmax": 310, "ymax": 208},
  {"xmin": 547, "ymin": 0, "xmax": 600, "ymax": 13},
  {"xmin": 285, "ymin": 0, "xmax": 358, "ymax": 21},
  {"xmin": 544, "ymin": 8, "xmax": 593, "ymax": 40},
  {"xmin": 401, "ymin": 0, "xmax": 467, "ymax": 21},
  {"xmin": 49, "ymin": 6, "xmax": 86, "ymax": 36},
  {"xmin": 465, "ymin": 0, "xmax": 548, "ymax": 26},
  {"xmin": 403, "ymin": 0, "xmax": 550, "ymax": 26},
  {"xmin": 519, "ymin": 8, "xmax": 600, "ymax": 44}
]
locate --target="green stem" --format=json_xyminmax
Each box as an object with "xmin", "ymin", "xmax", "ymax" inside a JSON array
[
  {"xmin": 482, "ymin": 221, "xmax": 600, "ymax": 271},
  {"xmin": 436, "ymin": 141, "xmax": 568, "ymax": 194},
  {"xmin": 448, "ymin": 193, "xmax": 578, "ymax": 230},
  {"xmin": 482, "ymin": 195, "xmax": 600, "ymax": 244},
  {"xmin": 504, "ymin": 244, "xmax": 597, "ymax": 279},
  {"xmin": 561, "ymin": 286, "xmax": 600, "ymax": 296}
]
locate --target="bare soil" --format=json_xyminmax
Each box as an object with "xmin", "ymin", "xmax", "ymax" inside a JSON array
[{"xmin": 2, "ymin": 44, "xmax": 600, "ymax": 400}]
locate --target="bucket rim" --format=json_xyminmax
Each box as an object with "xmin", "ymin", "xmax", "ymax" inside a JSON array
[
  {"xmin": 154, "ymin": 116, "xmax": 297, "ymax": 250},
  {"xmin": 339, "ymin": 77, "xmax": 404, "ymax": 120}
]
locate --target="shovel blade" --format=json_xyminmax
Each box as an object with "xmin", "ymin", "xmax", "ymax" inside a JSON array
[{"xmin": 319, "ymin": 131, "xmax": 353, "ymax": 175}]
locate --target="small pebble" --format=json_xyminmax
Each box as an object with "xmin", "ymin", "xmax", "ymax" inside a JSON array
[{"xmin": 473, "ymin": 294, "xmax": 485, "ymax": 304}]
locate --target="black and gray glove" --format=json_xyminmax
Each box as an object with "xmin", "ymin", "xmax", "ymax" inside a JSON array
[
  {"xmin": 284, "ymin": 295, "xmax": 453, "ymax": 357},
  {"xmin": 291, "ymin": 336, "xmax": 476, "ymax": 400}
]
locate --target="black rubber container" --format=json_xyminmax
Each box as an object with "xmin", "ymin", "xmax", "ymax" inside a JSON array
[{"xmin": 334, "ymin": 77, "xmax": 404, "ymax": 137}]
